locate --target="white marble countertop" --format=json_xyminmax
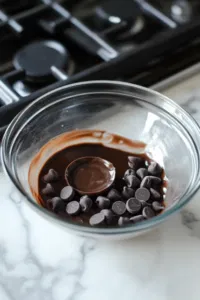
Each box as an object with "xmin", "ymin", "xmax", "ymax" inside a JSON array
[{"xmin": 1, "ymin": 74, "xmax": 200, "ymax": 300}]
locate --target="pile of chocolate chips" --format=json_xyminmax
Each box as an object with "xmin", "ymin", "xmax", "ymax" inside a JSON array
[{"xmin": 41, "ymin": 155, "xmax": 165, "ymax": 227}]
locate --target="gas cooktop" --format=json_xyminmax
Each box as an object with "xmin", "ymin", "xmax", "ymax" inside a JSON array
[{"xmin": 1, "ymin": 0, "xmax": 200, "ymax": 135}]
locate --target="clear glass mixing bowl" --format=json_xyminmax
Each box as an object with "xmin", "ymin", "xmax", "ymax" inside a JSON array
[{"xmin": 2, "ymin": 81, "xmax": 200, "ymax": 239}]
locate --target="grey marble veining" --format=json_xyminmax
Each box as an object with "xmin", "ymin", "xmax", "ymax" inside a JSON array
[{"xmin": 1, "ymin": 73, "xmax": 200, "ymax": 300}]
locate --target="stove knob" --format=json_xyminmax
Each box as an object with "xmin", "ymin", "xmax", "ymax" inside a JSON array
[
  {"xmin": 171, "ymin": 0, "xmax": 192, "ymax": 23},
  {"xmin": 95, "ymin": 0, "xmax": 140, "ymax": 27}
]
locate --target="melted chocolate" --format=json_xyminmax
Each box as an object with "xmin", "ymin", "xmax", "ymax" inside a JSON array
[
  {"xmin": 38, "ymin": 144, "xmax": 156, "ymax": 225},
  {"xmin": 66, "ymin": 156, "xmax": 115, "ymax": 194},
  {"xmin": 29, "ymin": 130, "xmax": 166, "ymax": 227}
]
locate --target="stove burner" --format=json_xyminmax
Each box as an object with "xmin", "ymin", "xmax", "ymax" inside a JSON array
[
  {"xmin": 95, "ymin": 0, "xmax": 141, "ymax": 26},
  {"xmin": 13, "ymin": 40, "xmax": 69, "ymax": 83}
]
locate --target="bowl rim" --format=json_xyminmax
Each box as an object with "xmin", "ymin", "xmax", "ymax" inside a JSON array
[{"xmin": 2, "ymin": 80, "xmax": 200, "ymax": 235}]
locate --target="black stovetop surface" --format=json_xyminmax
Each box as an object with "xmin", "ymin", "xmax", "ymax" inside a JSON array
[{"xmin": 1, "ymin": 0, "xmax": 200, "ymax": 135}]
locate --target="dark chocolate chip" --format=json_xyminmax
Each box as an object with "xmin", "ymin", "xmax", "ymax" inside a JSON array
[
  {"xmin": 142, "ymin": 206, "xmax": 155, "ymax": 219},
  {"xmin": 152, "ymin": 201, "xmax": 165, "ymax": 212},
  {"xmin": 136, "ymin": 168, "xmax": 148, "ymax": 179},
  {"xmin": 125, "ymin": 175, "xmax": 140, "ymax": 189},
  {"xmin": 80, "ymin": 195, "xmax": 93, "ymax": 212},
  {"xmin": 123, "ymin": 169, "xmax": 136, "ymax": 178},
  {"xmin": 140, "ymin": 200, "xmax": 151, "ymax": 208},
  {"xmin": 135, "ymin": 188, "xmax": 150, "ymax": 202},
  {"xmin": 43, "ymin": 169, "xmax": 59, "ymax": 182},
  {"xmin": 42, "ymin": 183, "xmax": 55, "ymax": 195},
  {"xmin": 130, "ymin": 215, "xmax": 145, "ymax": 223},
  {"xmin": 118, "ymin": 217, "xmax": 130, "ymax": 226},
  {"xmin": 140, "ymin": 176, "xmax": 161, "ymax": 189},
  {"xmin": 122, "ymin": 186, "xmax": 135, "ymax": 199},
  {"xmin": 89, "ymin": 213, "xmax": 105, "ymax": 226},
  {"xmin": 150, "ymin": 188, "xmax": 161, "ymax": 201},
  {"xmin": 101, "ymin": 209, "xmax": 114, "ymax": 224},
  {"xmin": 112, "ymin": 201, "xmax": 126, "ymax": 216},
  {"xmin": 47, "ymin": 197, "xmax": 65, "ymax": 212},
  {"xmin": 60, "ymin": 186, "xmax": 75, "ymax": 202},
  {"xmin": 96, "ymin": 196, "xmax": 110, "ymax": 209},
  {"xmin": 128, "ymin": 156, "xmax": 145, "ymax": 170},
  {"xmin": 107, "ymin": 188, "xmax": 121, "ymax": 201},
  {"xmin": 148, "ymin": 162, "xmax": 162, "ymax": 176},
  {"xmin": 66, "ymin": 201, "xmax": 80, "ymax": 216},
  {"xmin": 126, "ymin": 198, "xmax": 141, "ymax": 214}
]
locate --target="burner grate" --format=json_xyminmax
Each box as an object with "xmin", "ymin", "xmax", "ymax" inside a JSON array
[
  {"xmin": 1, "ymin": 0, "xmax": 200, "ymax": 137},
  {"xmin": 0, "ymin": 0, "xmax": 39, "ymax": 14}
]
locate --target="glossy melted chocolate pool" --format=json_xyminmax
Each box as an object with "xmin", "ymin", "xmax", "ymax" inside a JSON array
[{"xmin": 29, "ymin": 130, "xmax": 166, "ymax": 227}]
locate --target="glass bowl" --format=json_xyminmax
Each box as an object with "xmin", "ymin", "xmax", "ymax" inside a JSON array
[{"xmin": 2, "ymin": 80, "xmax": 200, "ymax": 239}]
